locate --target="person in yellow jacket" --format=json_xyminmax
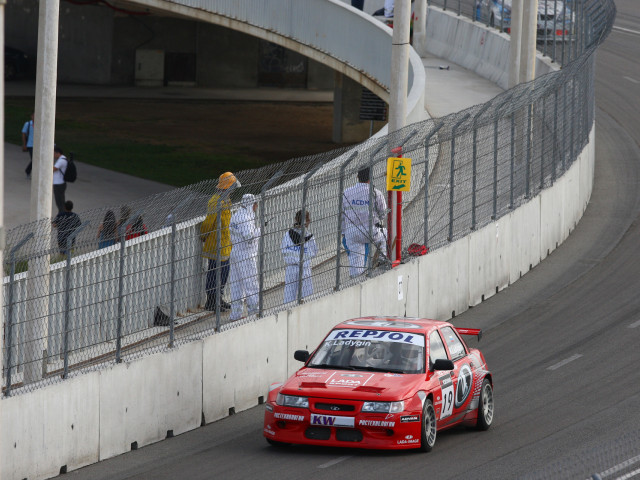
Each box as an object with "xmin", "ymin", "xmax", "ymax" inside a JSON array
[{"xmin": 200, "ymin": 172, "xmax": 240, "ymax": 311}]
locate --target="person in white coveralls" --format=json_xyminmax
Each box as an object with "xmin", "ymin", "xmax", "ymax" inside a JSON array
[
  {"xmin": 281, "ymin": 210, "xmax": 318, "ymax": 304},
  {"xmin": 229, "ymin": 193, "xmax": 260, "ymax": 320},
  {"xmin": 341, "ymin": 167, "xmax": 387, "ymax": 277}
]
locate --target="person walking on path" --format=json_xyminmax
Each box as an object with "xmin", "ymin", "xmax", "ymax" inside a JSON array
[
  {"xmin": 53, "ymin": 145, "xmax": 68, "ymax": 214},
  {"xmin": 228, "ymin": 194, "xmax": 261, "ymax": 320},
  {"xmin": 52, "ymin": 200, "xmax": 81, "ymax": 255},
  {"xmin": 281, "ymin": 210, "xmax": 318, "ymax": 304},
  {"xmin": 22, "ymin": 112, "xmax": 34, "ymax": 178},
  {"xmin": 341, "ymin": 167, "xmax": 387, "ymax": 277},
  {"xmin": 200, "ymin": 172, "xmax": 240, "ymax": 312}
]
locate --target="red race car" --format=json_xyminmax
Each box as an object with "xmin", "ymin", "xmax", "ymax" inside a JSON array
[{"xmin": 264, "ymin": 316, "xmax": 493, "ymax": 451}]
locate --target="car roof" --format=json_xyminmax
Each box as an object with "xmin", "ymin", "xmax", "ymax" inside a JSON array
[{"xmin": 333, "ymin": 316, "xmax": 450, "ymax": 334}]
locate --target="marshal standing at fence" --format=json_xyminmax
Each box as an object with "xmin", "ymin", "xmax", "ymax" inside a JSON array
[
  {"xmin": 200, "ymin": 172, "xmax": 240, "ymax": 312},
  {"xmin": 341, "ymin": 168, "xmax": 387, "ymax": 277}
]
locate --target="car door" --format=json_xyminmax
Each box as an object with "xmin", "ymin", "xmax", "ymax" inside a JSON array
[
  {"xmin": 428, "ymin": 330, "xmax": 456, "ymax": 425},
  {"xmin": 439, "ymin": 326, "xmax": 474, "ymax": 426}
]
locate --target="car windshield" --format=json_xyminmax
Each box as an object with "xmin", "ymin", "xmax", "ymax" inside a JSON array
[{"xmin": 308, "ymin": 329, "xmax": 425, "ymax": 374}]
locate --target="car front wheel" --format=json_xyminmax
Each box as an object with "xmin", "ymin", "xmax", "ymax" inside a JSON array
[
  {"xmin": 419, "ymin": 399, "xmax": 437, "ymax": 452},
  {"xmin": 476, "ymin": 378, "xmax": 494, "ymax": 430}
]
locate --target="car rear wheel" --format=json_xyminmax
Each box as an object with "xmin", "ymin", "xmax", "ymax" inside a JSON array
[
  {"xmin": 419, "ymin": 399, "xmax": 437, "ymax": 452},
  {"xmin": 476, "ymin": 378, "xmax": 494, "ymax": 431}
]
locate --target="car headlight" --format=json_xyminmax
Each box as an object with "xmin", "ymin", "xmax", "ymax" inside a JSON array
[
  {"xmin": 361, "ymin": 401, "xmax": 405, "ymax": 413},
  {"xmin": 276, "ymin": 394, "xmax": 309, "ymax": 408}
]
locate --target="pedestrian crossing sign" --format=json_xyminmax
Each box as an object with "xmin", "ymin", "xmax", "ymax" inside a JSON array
[{"xmin": 386, "ymin": 157, "xmax": 411, "ymax": 191}]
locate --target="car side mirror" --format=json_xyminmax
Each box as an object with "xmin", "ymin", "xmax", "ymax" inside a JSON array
[
  {"xmin": 432, "ymin": 359, "xmax": 454, "ymax": 371},
  {"xmin": 294, "ymin": 350, "xmax": 310, "ymax": 363}
]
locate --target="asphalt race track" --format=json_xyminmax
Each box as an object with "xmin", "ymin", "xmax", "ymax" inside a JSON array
[{"xmin": 64, "ymin": 2, "xmax": 640, "ymax": 479}]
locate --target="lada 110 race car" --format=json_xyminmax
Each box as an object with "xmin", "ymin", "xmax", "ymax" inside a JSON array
[{"xmin": 264, "ymin": 317, "xmax": 494, "ymax": 451}]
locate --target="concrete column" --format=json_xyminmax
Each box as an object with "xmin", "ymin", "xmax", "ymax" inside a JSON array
[
  {"xmin": 520, "ymin": 0, "xmax": 538, "ymax": 83},
  {"xmin": 508, "ymin": 0, "xmax": 523, "ymax": 88},
  {"xmin": 388, "ymin": 0, "xmax": 412, "ymax": 263},
  {"xmin": 332, "ymin": 72, "xmax": 344, "ymax": 143},
  {"xmin": 24, "ymin": 0, "xmax": 60, "ymax": 383},
  {"xmin": 388, "ymin": 0, "xmax": 412, "ymax": 134},
  {"xmin": 412, "ymin": 0, "xmax": 428, "ymax": 57},
  {"xmin": 0, "ymin": 0, "xmax": 6, "ymax": 387}
]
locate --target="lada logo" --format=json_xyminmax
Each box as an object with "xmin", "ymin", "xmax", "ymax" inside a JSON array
[
  {"xmin": 455, "ymin": 364, "xmax": 473, "ymax": 407},
  {"xmin": 405, "ymin": 435, "xmax": 413, "ymax": 440},
  {"xmin": 330, "ymin": 406, "xmax": 340, "ymax": 411}
]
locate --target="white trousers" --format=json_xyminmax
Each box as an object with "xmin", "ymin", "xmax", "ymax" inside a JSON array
[
  {"xmin": 343, "ymin": 227, "xmax": 386, "ymax": 277},
  {"xmin": 284, "ymin": 263, "xmax": 313, "ymax": 304},
  {"xmin": 229, "ymin": 254, "xmax": 259, "ymax": 320}
]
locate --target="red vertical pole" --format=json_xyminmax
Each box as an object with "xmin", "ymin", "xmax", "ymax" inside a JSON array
[{"xmin": 390, "ymin": 147, "xmax": 403, "ymax": 265}]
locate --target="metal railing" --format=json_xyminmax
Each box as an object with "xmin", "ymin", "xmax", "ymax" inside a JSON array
[{"xmin": 1, "ymin": 0, "xmax": 615, "ymax": 396}]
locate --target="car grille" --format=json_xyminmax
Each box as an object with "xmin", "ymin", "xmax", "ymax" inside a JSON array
[
  {"xmin": 305, "ymin": 427, "xmax": 331, "ymax": 440},
  {"xmin": 336, "ymin": 429, "xmax": 363, "ymax": 442},
  {"xmin": 315, "ymin": 403, "xmax": 356, "ymax": 412}
]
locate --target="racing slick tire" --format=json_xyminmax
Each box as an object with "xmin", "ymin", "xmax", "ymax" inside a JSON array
[
  {"xmin": 476, "ymin": 378, "xmax": 494, "ymax": 431},
  {"xmin": 419, "ymin": 399, "xmax": 437, "ymax": 452}
]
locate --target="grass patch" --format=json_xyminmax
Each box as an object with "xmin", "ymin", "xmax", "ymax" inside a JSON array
[{"xmin": 5, "ymin": 96, "xmax": 343, "ymax": 187}]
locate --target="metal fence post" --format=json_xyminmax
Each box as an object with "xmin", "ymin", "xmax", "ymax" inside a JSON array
[
  {"xmin": 214, "ymin": 201, "xmax": 223, "ymax": 330},
  {"xmin": 423, "ymin": 122, "xmax": 444, "ymax": 246},
  {"xmin": 449, "ymin": 114, "xmax": 470, "ymax": 241},
  {"xmin": 4, "ymin": 233, "xmax": 34, "ymax": 397},
  {"xmin": 510, "ymin": 113, "xmax": 516, "ymax": 209},
  {"xmin": 63, "ymin": 221, "xmax": 90, "ymax": 379},
  {"xmin": 297, "ymin": 165, "xmax": 322, "ymax": 303},
  {"xmin": 541, "ymin": 95, "xmax": 547, "ymax": 190},
  {"xmin": 116, "ymin": 210, "xmax": 143, "ymax": 363},
  {"xmin": 570, "ymin": 78, "xmax": 576, "ymax": 166},
  {"xmin": 472, "ymin": 103, "xmax": 491, "ymax": 230},
  {"xmin": 553, "ymin": 88, "xmax": 559, "ymax": 183},
  {"xmin": 368, "ymin": 141, "xmax": 388, "ymax": 276},
  {"xmin": 562, "ymin": 82, "xmax": 568, "ymax": 172},
  {"xmin": 553, "ymin": 0, "xmax": 558, "ymax": 62},
  {"xmin": 335, "ymin": 153, "xmax": 358, "ymax": 291},
  {"xmin": 525, "ymin": 102, "xmax": 533, "ymax": 199},
  {"xmin": 257, "ymin": 170, "xmax": 284, "ymax": 317},
  {"xmin": 493, "ymin": 93, "xmax": 513, "ymax": 218},
  {"xmin": 169, "ymin": 216, "xmax": 176, "ymax": 347}
]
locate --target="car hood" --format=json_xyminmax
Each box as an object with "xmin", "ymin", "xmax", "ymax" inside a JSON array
[{"xmin": 280, "ymin": 368, "xmax": 424, "ymax": 401}]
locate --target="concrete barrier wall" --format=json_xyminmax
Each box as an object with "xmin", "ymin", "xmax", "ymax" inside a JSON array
[{"xmin": 423, "ymin": 7, "xmax": 558, "ymax": 88}]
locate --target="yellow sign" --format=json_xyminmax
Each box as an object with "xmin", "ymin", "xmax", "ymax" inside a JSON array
[{"xmin": 386, "ymin": 157, "xmax": 412, "ymax": 191}]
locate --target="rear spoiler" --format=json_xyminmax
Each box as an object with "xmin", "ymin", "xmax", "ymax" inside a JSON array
[{"xmin": 455, "ymin": 327, "xmax": 482, "ymax": 342}]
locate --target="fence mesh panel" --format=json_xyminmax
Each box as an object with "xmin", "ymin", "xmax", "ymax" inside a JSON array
[{"xmin": 2, "ymin": 0, "xmax": 615, "ymax": 396}]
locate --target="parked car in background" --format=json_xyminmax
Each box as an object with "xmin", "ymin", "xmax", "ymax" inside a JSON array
[
  {"xmin": 5, "ymin": 46, "xmax": 30, "ymax": 80},
  {"xmin": 475, "ymin": 0, "xmax": 573, "ymax": 43}
]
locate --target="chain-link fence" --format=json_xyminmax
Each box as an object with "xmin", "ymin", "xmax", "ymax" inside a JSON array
[{"xmin": 1, "ymin": 0, "xmax": 615, "ymax": 396}]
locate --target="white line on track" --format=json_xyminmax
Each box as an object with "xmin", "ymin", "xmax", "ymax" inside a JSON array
[
  {"xmin": 547, "ymin": 354, "xmax": 583, "ymax": 371},
  {"xmin": 616, "ymin": 467, "xmax": 640, "ymax": 480},
  {"xmin": 318, "ymin": 455, "xmax": 353, "ymax": 469},
  {"xmin": 628, "ymin": 319, "xmax": 640, "ymax": 328},
  {"xmin": 624, "ymin": 76, "xmax": 640, "ymax": 85},
  {"xmin": 593, "ymin": 453, "xmax": 640, "ymax": 479},
  {"xmin": 613, "ymin": 25, "xmax": 640, "ymax": 36}
]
